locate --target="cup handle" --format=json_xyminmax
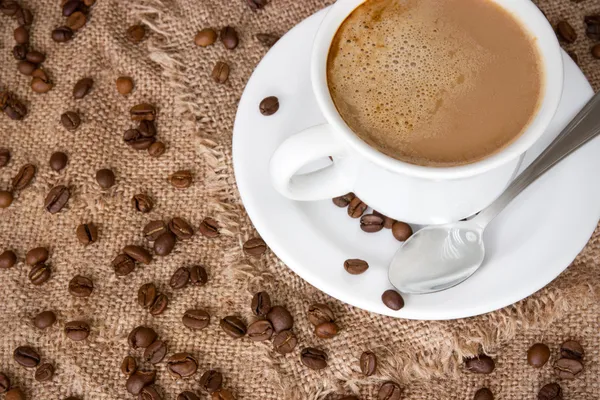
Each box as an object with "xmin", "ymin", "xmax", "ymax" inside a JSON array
[{"xmin": 270, "ymin": 124, "xmax": 355, "ymax": 200}]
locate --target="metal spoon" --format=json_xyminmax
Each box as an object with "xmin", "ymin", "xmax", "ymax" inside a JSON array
[{"xmin": 389, "ymin": 91, "xmax": 600, "ymax": 294}]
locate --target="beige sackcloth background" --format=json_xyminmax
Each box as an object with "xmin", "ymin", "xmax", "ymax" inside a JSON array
[{"xmin": 1, "ymin": 0, "xmax": 599, "ymax": 399}]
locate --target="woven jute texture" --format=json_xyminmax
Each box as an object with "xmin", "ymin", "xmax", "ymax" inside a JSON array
[{"xmin": 1, "ymin": 0, "xmax": 599, "ymax": 399}]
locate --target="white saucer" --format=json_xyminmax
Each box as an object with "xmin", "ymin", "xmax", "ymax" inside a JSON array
[{"xmin": 232, "ymin": 8, "xmax": 600, "ymax": 320}]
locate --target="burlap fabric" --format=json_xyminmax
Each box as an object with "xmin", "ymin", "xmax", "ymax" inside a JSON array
[{"xmin": 1, "ymin": 0, "xmax": 599, "ymax": 399}]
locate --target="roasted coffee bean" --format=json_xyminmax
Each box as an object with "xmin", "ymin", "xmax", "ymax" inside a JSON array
[
  {"xmin": 339, "ymin": 397, "xmax": 359, "ymax": 400},
  {"xmin": 382, "ymin": 290, "xmax": 404, "ymax": 310},
  {"xmin": 0, "ymin": 250, "xmax": 17, "ymax": 269},
  {"xmin": 256, "ymin": 33, "xmax": 280, "ymax": 48},
  {"xmin": 272, "ymin": 330, "xmax": 297, "ymax": 354},
  {"xmin": 267, "ymin": 305, "xmax": 293, "ymax": 332},
  {"xmin": 170, "ymin": 267, "xmax": 190, "ymax": 289},
  {"xmin": 199, "ymin": 217, "xmax": 219, "ymax": 238},
  {"xmin": 17, "ymin": 61, "xmax": 36, "ymax": 76},
  {"xmin": 169, "ymin": 170, "xmax": 193, "ymax": 188},
  {"xmin": 0, "ymin": 372, "xmax": 9, "ymax": 393},
  {"xmin": 195, "ymin": 28, "xmax": 217, "ymax": 47},
  {"xmin": 182, "ymin": 309, "xmax": 210, "ymax": 330},
  {"xmin": 554, "ymin": 357, "xmax": 583, "ymax": 379},
  {"xmin": 63, "ymin": 0, "xmax": 83, "ymax": 16},
  {"xmin": 148, "ymin": 142, "xmax": 166, "ymax": 157},
  {"xmin": 144, "ymin": 220, "xmax": 167, "ymax": 241},
  {"xmin": 169, "ymin": 218, "xmax": 194, "ymax": 240},
  {"xmin": 251, "ymin": 291, "xmax": 271, "ymax": 316},
  {"xmin": 31, "ymin": 76, "xmax": 54, "ymax": 94},
  {"xmin": 73, "ymin": 78, "xmax": 93, "ymax": 99},
  {"xmin": 144, "ymin": 340, "xmax": 167, "ymax": 364},
  {"xmin": 247, "ymin": 320, "xmax": 274, "ymax": 341},
  {"xmin": 361, "ymin": 214, "xmax": 384, "ymax": 233},
  {"xmin": 12, "ymin": 164, "xmax": 36, "ymax": 190},
  {"xmin": 212, "ymin": 61, "xmax": 230, "ymax": 84},
  {"xmin": 344, "ymin": 259, "xmax": 368, "ymax": 275},
  {"xmin": 561, "ymin": 340, "xmax": 584, "ymax": 360},
  {"xmin": 52, "ymin": 26, "xmax": 74, "ymax": 42},
  {"xmin": 29, "ymin": 263, "xmax": 51, "ymax": 285},
  {"xmin": 139, "ymin": 385, "xmax": 162, "ymax": 400},
  {"xmin": 5, "ymin": 388, "xmax": 25, "ymax": 400},
  {"xmin": 127, "ymin": 24, "xmax": 146, "ymax": 43},
  {"xmin": 167, "ymin": 353, "xmax": 198, "ymax": 378},
  {"xmin": 130, "ymin": 103, "xmax": 156, "ymax": 121},
  {"xmin": 374, "ymin": 211, "xmax": 397, "ymax": 228},
  {"xmin": 243, "ymin": 238, "xmax": 267, "ymax": 257},
  {"xmin": 592, "ymin": 44, "xmax": 600, "ymax": 59},
  {"xmin": 149, "ymin": 293, "xmax": 169, "ymax": 315},
  {"xmin": 347, "ymin": 197, "xmax": 367, "ymax": 218},
  {"xmin": 14, "ymin": 346, "xmax": 40, "ymax": 368},
  {"xmin": 26, "ymin": 51, "xmax": 45, "ymax": 64},
  {"xmin": 76, "ymin": 222, "xmax": 97, "ymax": 245},
  {"xmin": 138, "ymin": 120, "xmax": 157, "ymax": 137},
  {"xmin": 247, "ymin": 0, "xmax": 268, "ymax": 10},
  {"xmin": 15, "ymin": 7, "xmax": 33, "ymax": 26},
  {"xmin": 0, "ymin": 191, "xmax": 13, "ymax": 208},
  {"xmin": 537, "ymin": 383, "xmax": 562, "ymax": 400},
  {"xmin": 13, "ymin": 44, "xmax": 28, "ymax": 60},
  {"xmin": 315, "ymin": 322, "xmax": 338, "ymax": 339},
  {"xmin": 360, "ymin": 351, "xmax": 377, "ymax": 376},
  {"xmin": 45, "ymin": 185, "xmax": 70, "ymax": 213},
  {"xmin": 14, "ymin": 26, "xmax": 29, "ymax": 45},
  {"xmin": 211, "ymin": 389, "xmax": 235, "ymax": 400},
  {"xmin": 200, "ymin": 370, "xmax": 223, "ymax": 393},
  {"xmin": 31, "ymin": 68, "xmax": 50, "ymax": 82},
  {"xmin": 0, "ymin": 148, "xmax": 10, "ymax": 167},
  {"xmin": 124, "ymin": 129, "xmax": 155, "ymax": 150},
  {"xmin": 35, "ymin": 363, "xmax": 54, "ymax": 382},
  {"xmin": 126, "ymin": 370, "xmax": 156, "ymax": 395},
  {"xmin": 68, "ymin": 275, "xmax": 93, "ymax": 297},
  {"xmin": 0, "ymin": 0, "xmax": 20, "ymax": 16},
  {"xmin": 178, "ymin": 392, "xmax": 200, "ymax": 400},
  {"xmin": 392, "ymin": 221, "xmax": 413, "ymax": 241},
  {"xmin": 378, "ymin": 381, "xmax": 402, "ymax": 400},
  {"xmin": 116, "ymin": 76, "xmax": 134, "ymax": 95},
  {"xmin": 66, "ymin": 11, "xmax": 86, "ymax": 31},
  {"xmin": 131, "ymin": 194, "xmax": 153, "ymax": 213},
  {"xmin": 528, "ymin": 343, "xmax": 551, "ymax": 367},
  {"xmin": 220, "ymin": 316, "xmax": 247, "ymax": 338},
  {"xmin": 113, "ymin": 254, "xmax": 135, "ymax": 276},
  {"xmin": 61, "ymin": 111, "xmax": 81, "ymax": 131},
  {"xmin": 300, "ymin": 347, "xmax": 328, "ymax": 370},
  {"xmin": 190, "ymin": 265, "xmax": 208, "ymax": 286},
  {"xmin": 332, "ymin": 192, "xmax": 355, "ymax": 208},
  {"xmin": 464, "ymin": 354, "xmax": 495, "ymax": 374},
  {"xmin": 64, "ymin": 320, "xmax": 90, "ymax": 341},
  {"xmin": 50, "ymin": 152, "xmax": 68, "ymax": 171},
  {"xmin": 123, "ymin": 245, "xmax": 152, "ymax": 264},
  {"xmin": 128, "ymin": 326, "xmax": 158, "ymax": 349},
  {"xmin": 4, "ymin": 95, "xmax": 27, "ymax": 120},
  {"xmin": 138, "ymin": 283, "xmax": 157, "ymax": 308},
  {"xmin": 220, "ymin": 26, "xmax": 239, "ymax": 49},
  {"xmin": 308, "ymin": 303, "xmax": 334, "ymax": 326},
  {"xmin": 585, "ymin": 15, "xmax": 600, "ymax": 41},
  {"xmin": 121, "ymin": 356, "xmax": 137, "ymax": 376},
  {"xmin": 259, "ymin": 96, "xmax": 279, "ymax": 116},
  {"xmin": 26, "ymin": 247, "xmax": 48, "ymax": 266},
  {"xmin": 556, "ymin": 21, "xmax": 576, "ymax": 43},
  {"xmin": 154, "ymin": 232, "xmax": 176, "ymax": 256},
  {"xmin": 474, "ymin": 388, "xmax": 494, "ymax": 400},
  {"xmin": 33, "ymin": 310, "xmax": 56, "ymax": 329},
  {"xmin": 96, "ymin": 168, "xmax": 115, "ymax": 189}
]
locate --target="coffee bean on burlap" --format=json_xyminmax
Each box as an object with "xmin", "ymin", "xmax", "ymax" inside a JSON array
[
  {"xmin": 344, "ymin": 259, "xmax": 368, "ymax": 275},
  {"xmin": 259, "ymin": 96, "xmax": 279, "ymax": 116},
  {"xmin": 592, "ymin": 44, "xmax": 600, "ymax": 59},
  {"xmin": 170, "ymin": 267, "xmax": 190, "ymax": 289},
  {"xmin": 272, "ymin": 330, "xmax": 297, "ymax": 354},
  {"xmin": 138, "ymin": 283, "xmax": 157, "ymax": 308},
  {"xmin": 0, "ymin": 191, "xmax": 13, "ymax": 208},
  {"xmin": 64, "ymin": 320, "xmax": 90, "ymax": 341},
  {"xmin": 464, "ymin": 354, "xmax": 495, "ymax": 374},
  {"xmin": 126, "ymin": 370, "xmax": 156, "ymax": 395},
  {"xmin": 315, "ymin": 322, "xmax": 338, "ymax": 339},
  {"xmin": 96, "ymin": 168, "xmax": 115, "ymax": 189},
  {"xmin": 220, "ymin": 316, "xmax": 247, "ymax": 338},
  {"xmin": 361, "ymin": 213, "xmax": 385, "ymax": 232},
  {"xmin": 12, "ymin": 163, "xmax": 36, "ymax": 190},
  {"xmin": 144, "ymin": 220, "xmax": 167, "ymax": 241},
  {"xmin": 178, "ymin": 391, "xmax": 200, "ymax": 400},
  {"xmin": 0, "ymin": 250, "xmax": 17, "ymax": 269},
  {"xmin": 211, "ymin": 389, "xmax": 235, "ymax": 400},
  {"xmin": 347, "ymin": 197, "xmax": 367, "ymax": 218},
  {"xmin": 26, "ymin": 246, "xmax": 49, "ymax": 266},
  {"xmin": 52, "ymin": 26, "xmax": 74, "ymax": 42},
  {"xmin": 166, "ymin": 353, "xmax": 198, "ymax": 378},
  {"xmin": 247, "ymin": 320, "xmax": 274, "ymax": 341},
  {"xmin": 267, "ymin": 305, "xmax": 293, "ymax": 332},
  {"xmin": 332, "ymin": 192, "xmax": 355, "ymax": 207},
  {"xmin": 560, "ymin": 340, "xmax": 584, "ymax": 360},
  {"xmin": 537, "ymin": 383, "xmax": 562, "ymax": 400},
  {"xmin": 251, "ymin": 291, "xmax": 271, "ymax": 316},
  {"xmin": 256, "ymin": 33, "xmax": 280, "ymax": 48},
  {"xmin": 154, "ymin": 232, "xmax": 176, "ymax": 256},
  {"xmin": 360, "ymin": 351, "xmax": 377, "ymax": 376},
  {"xmin": 123, "ymin": 245, "xmax": 152, "ymax": 264},
  {"xmin": 76, "ymin": 222, "xmax": 97, "ymax": 245},
  {"xmin": 585, "ymin": 15, "xmax": 600, "ymax": 41},
  {"xmin": 169, "ymin": 170, "xmax": 193, "ymax": 188},
  {"xmin": 554, "ymin": 357, "xmax": 583, "ymax": 379},
  {"xmin": 189, "ymin": 265, "xmax": 208, "ymax": 286},
  {"xmin": 66, "ymin": 11, "xmax": 86, "ymax": 30},
  {"xmin": 382, "ymin": 290, "xmax": 404, "ymax": 310},
  {"xmin": 128, "ymin": 326, "xmax": 158, "ymax": 349},
  {"xmin": 33, "ymin": 311, "xmax": 56, "ymax": 329},
  {"xmin": 247, "ymin": 0, "xmax": 268, "ymax": 10},
  {"xmin": 139, "ymin": 385, "xmax": 162, "ymax": 400},
  {"xmin": 378, "ymin": 381, "xmax": 402, "ymax": 400},
  {"xmin": 73, "ymin": 77, "xmax": 93, "ymax": 99},
  {"xmin": 121, "ymin": 356, "xmax": 137, "ymax": 376},
  {"xmin": 212, "ymin": 61, "xmax": 230, "ymax": 84},
  {"xmin": 17, "ymin": 61, "xmax": 36, "ymax": 76},
  {"xmin": 14, "ymin": 346, "xmax": 40, "ymax": 368},
  {"xmin": 50, "ymin": 151, "xmax": 68, "ymax": 171},
  {"xmin": 44, "ymin": 185, "xmax": 70, "ymax": 213},
  {"xmin": 148, "ymin": 142, "xmax": 166, "ymax": 157},
  {"xmin": 0, "ymin": 148, "xmax": 10, "ymax": 167},
  {"xmin": 528, "ymin": 343, "xmax": 551, "ymax": 367},
  {"xmin": 130, "ymin": 103, "xmax": 156, "ymax": 121},
  {"xmin": 144, "ymin": 340, "xmax": 167, "ymax": 364},
  {"xmin": 4, "ymin": 388, "xmax": 25, "ymax": 400},
  {"xmin": 14, "ymin": 26, "xmax": 29, "ymax": 44},
  {"xmin": 308, "ymin": 303, "xmax": 334, "ymax": 326},
  {"xmin": 473, "ymin": 388, "xmax": 494, "ymax": 400},
  {"xmin": 29, "ymin": 263, "xmax": 51, "ymax": 285},
  {"xmin": 169, "ymin": 218, "xmax": 194, "ymax": 240},
  {"xmin": 113, "ymin": 254, "xmax": 135, "ymax": 276},
  {"xmin": 220, "ymin": 26, "xmax": 239, "ymax": 49},
  {"xmin": 61, "ymin": 111, "xmax": 81, "ymax": 131},
  {"xmin": 149, "ymin": 294, "xmax": 168, "ymax": 315},
  {"xmin": 62, "ymin": 0, "xmax": 83, "ymax": 16},
  {"xmin": 243, "ymin": 238, "xmax": 267, "ymax": 257},
  {"xmin": 31, "ymin": 75, "xmax": 53, "ymax": 94},
  {"xmin": 138, "ymin": 120, "xmax": 157, "ymax": 138},
  {"xmin": 392, "ymin": 221, "xmax": 413, "ymax": 241},
  {"xmin": 300, "ymin": 348, "xmax": 328, "ymax": 370},
  {"xmin": 35, "ymin": 363, "xmax": 54, "ymax": 382},
  {"xmin": 116, "ymin": 76, "xmax": 134, "ymax": 95},
  {"xmin": 556, "ymin": 21, "xmax": 577, "ymax": 43},
  {"xmin": 199, "ymin": 218, "xmax": 219, "ymax": 238},
  {"xmin": 13, "ymin": 44, "xmax": 28, "ymax": 60},
  {"xmin": 199, "ymin": 370, "xmax": 223, "ymax": 392},
  {"xmin": 127, "ymin": 24, "xmax": 146, "ymax": 43},
  {"xmin": 124, "ymin": 129, "xmax": 155, "ymax": 150},
  {"xmin": 195, "ymin": 28, "xmax": 217, "ymax": 47},
  {"xmin": 338, "ymin": 397, "xmax": 358, "ymax": 400},
  {"xmin": 68, "ymin": 275, "xmax": 93, "ymax": 297},
  {"xmin": 0, "ymin": 372, "xmax": 9, "ymax": 393}
]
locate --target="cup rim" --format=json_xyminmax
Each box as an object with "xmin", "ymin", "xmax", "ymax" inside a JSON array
[{"xmin": 312, "ymin": 0, "xmax": 564, "ymax": 180}]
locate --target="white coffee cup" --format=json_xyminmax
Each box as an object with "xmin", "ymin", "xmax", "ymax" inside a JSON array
[{"xmin": 270, "ymin": 0, "xmax": 563, "ymax": 225}]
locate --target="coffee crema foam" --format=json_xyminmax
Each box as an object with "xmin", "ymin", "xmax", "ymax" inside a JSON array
[{"xmin": 327, "ymin": 0, "xmax": 543, "ymax": 167}]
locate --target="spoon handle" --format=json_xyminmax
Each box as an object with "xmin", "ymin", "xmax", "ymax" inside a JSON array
[{"xmin": 475, "ymin": 91, "xmax": 600, "ymax": 227}]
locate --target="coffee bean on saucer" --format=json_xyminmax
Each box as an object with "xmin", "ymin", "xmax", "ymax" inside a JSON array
[
  {"xmin": 121, "ymin": 356, "xmax": 137, "ymax": 376},
  {"xmin": 332, "ymin": 192, "xmax": 355, "ymax": 207},
  {"xmin": 68, "ymin": 275, "xmax": 93, "ymax": 297},
  {"xmin": 148, "ymin": 142, "xmax": 166, "ymax": 158},
  {"xmin": 182, "ymin": 309, "xmax": 210, "ymax": 330},
  {"xmin": 243, "ymin": 238, "xmax": 267, "ymax": 257},
  {"xmin": 127, "ymin": 24, "xmax": 146, "ymax": 43},
  {"xmin": 360, "ymin": 351, "xmax": 377, "ymax": 376},
  {"xmin": 273, "ymin": 330, "xmax": 297, "ymax": 354},
  {"xmin": 169, "ymin": 170, "xmax": 193, "ymax": 188},
  {"xmin": 392, "ymin": 221, "xmax": 413, "ymax": 241},
  {"xmin": 308, "ymin": 303, "xmax": 334, "ymax": 326},
  {"xmin": 554, "ymin": 357, "xmax": 583, "ymax": 379},
  {"xmin": 76, "ymin": 222, "xmax": 97, "ymax": 245},
  {"xmin": 190, "ymin": 265, "xmax": 208, "ymax": 286},
  {"xmin": 33, "ymin": 310, "xmax": 56, "ymax": 329},
  {"xmin": 73, "ymin": 77, "xmax": 93, "ymax": 99},
  {"xmin": 300, "ymin": 347, "xmax": 328, "ymax": 370},
  {"xmin": 50, "ymin": 152, "xmax": 68, "ymax": 171},
  {"xmin": 166, "ymin": 353, "xmax": 198, "ymax": 378},
  {"xmin": 473, "ymin": 388, "xmax": 494, "ymax": 400},
  {"xmin": 247, "ymin": 0, "xmax": 268, "ymax": 10},
  {"xmin": 26, "ymin": 247, "xmax": 48, "ymax": 266},
  {"xmin": 0, "ymin": 250, "xmax": 17, "ymax": 269},
  {"xmin": 315, "ymin": 322, "xmax": 338, "ymax": 339},
  {"xmin": 116, "ymin": 76, "xmax": 134, "ymax": 95},
  {"xmin": 199, "ymin": 370, "xmax": 222, "ymax": 392},
  {"xmin": 12, "ymin": 163, "xmax": 36, "ymax": 190},
  {"xmin": 138, "ymin": 283, "xmax": 157, "ymax": 308},
  {"xmin": 14, "ymin": 26, "xmax": 29, "ymax": 44},
  {"xmin": 561, "ymin": 340, "xmax": 584, "ymax": 360},
  {"xmin": 170, "ymin": 267, "xmax": 190, "ymax": 289},
  {"xmin": 123, "ymin": 245, "xmax": 152, "ymax": 264},
  {"xmin": 537, "ymin": 383, "xmax": 561, "ymax": 400},
  {"xmin": 13, "ymin": 44, "xmax": 28, "ymax": 60},
  {"xmin": 154, "ymin": 232, "xmax": 176, "ymax": 256},
  {"xmin": 0, "ymin": 148, "xmax": 10, "ymax": 167},
  {"xmin": 374, "ymin": 211, "xmax": 395, "ymax": 229},
  {"xmin": 61, "ymin": 111, "xmax": 81, "ymax": 131},
  {"xmin": 220, "ymin": 26, "xmax": 239, "ymax": 49},
  {"xmin": 585, "ymin": 15, "xmax": 600, "ymax": 41},
  {"xmin": 124, "ymin": 129, "xmax": 155, "ymax": 150},
  {"xmin": 464, "ymin": 354, "xmax": 495, "ymax": 374},
  {"xmin": 35, "ymin": 363, "xmax": 54, "ymax": 382},
  {"xmin": 17, "ymin": 61, "xmax": 36, "ymax": 76},
  {"xmin": 139, "ymin": 385, "xmax": 161, "ymax": 400},
  {"xmin": 247, "ymin": 320, "xmax": 274, "ymax": 341},
  {"xmin": 66, "ymin": 11, "xmax": 86, "ymax": 30},
  {"xmin": 195, "ymin": 28, "xmax": 217, "ymax": 47},
  {"xmin": 347, "ymin": 197, "xmax": 367, "ymax": 218},
  {"xmin": 251, "ymin": 291, "xmax": 271, "ymax": 316},
  {"xmin": 528, "ymin": 343, "xmax": 550, "ymax": 367},
  {"xmin": 113, "ymin": 254, "xmax": 135, "ymax": 276},
  {"xmin": 126, "ymin": 370, "xmax": 156, "ymax": 395},
  {"xmin": 144, "ymin": 340, "xmax": 167, "ymax": 364},
  {"xmin": 169, "ymin": 218, "xmax": 194, "ymax": 240},
  {"xmin": 267, "ymin": 305, "xmax": 293, "ymax": 332},
  {"xmin": 0, "ymin": 191, "xmax": 13, "ymax": 208},
  {"xmin": 130, "ymin": 103, "xmax": 156, "ymax": 121},
  {"xmin": 178, "ymin": 392, "xmax": 200, "ymax": 400},
  {"xmin": 259, "ymin": 96, "xmax": 279, "ymax": 116},
  {"xmin": 556, "ymin": 21, "xmax": 577, "ymax": 43},
  {"xmin": 378, "ymin": 381, "xmax": 402, "ymax": 400},
  {"xmin": 29, "ymin": 263, "xmax": 51, "ymax": 285},
  {"xmin": 382, "ymin": 289, "xmax": 404, "ymax": 311},
  {"xmin": 52, "ymin": 26, "xmax": 74, "ymax": 42},
  {"xmin": 149, "ymin": 293, "xmax": 169, "ymax": 315},
  {"xmin": 212, "ymin": 61, "xmax": 230, "ymax": 84},
  {"xmin": 199, "ymin": 218, "xmax": 219, "ymax": 238},
  {"xmin": 45, "ymin": 185, "xmax": 70, "ymax": 213},
  {"xmin": 0, "ymin": 372, "xmax": 9, "ymax": 393},
  {"xmin": 64, "ymin": 320, "xmax": 90, "ymax": 341},
  {"xmin": 5, "ymin": 388, "xmax": 25, "ymax": 400},
  {"xmin": 96, "ymin": 168, "xmax": 115, "ymax": 189},
  {"xmin": 129, "ymin": 326, "xmax": 157, "ymax": 349},
  {"xmin": 344, "ymin": 259, "xmax": 368, "ymax": 275},
  {"xmin": 14, "ymin": 346, "xmax": 40, "ymax": 368},
  {"xmin": 220, "ymin": 316, "xmax": 247, "ymax": 338}
]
